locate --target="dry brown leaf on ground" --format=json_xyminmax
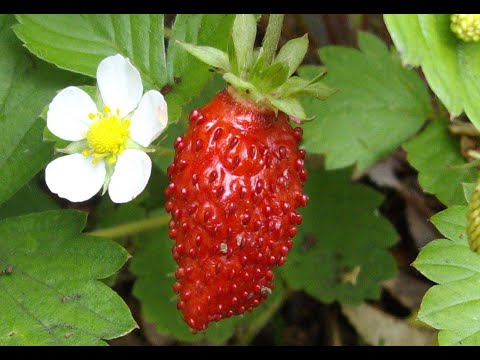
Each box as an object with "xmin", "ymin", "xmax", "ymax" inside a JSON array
[{"xmin": 341, "ymin": 303, "xmax": 436, "ymax": 346}]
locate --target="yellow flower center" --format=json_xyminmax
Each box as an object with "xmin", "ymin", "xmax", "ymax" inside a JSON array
[
  {"xmin": 451, "ymin": 14, "xmax": 480, "ymax": 42},
  {"xmin": 85, "ymin": 106, "xmax": 130, "ymax": 164}
]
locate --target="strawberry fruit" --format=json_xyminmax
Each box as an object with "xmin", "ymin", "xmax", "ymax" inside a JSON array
[{"xmin": 165, "ymin": 15, "xmax": 334, "ymax": 331}]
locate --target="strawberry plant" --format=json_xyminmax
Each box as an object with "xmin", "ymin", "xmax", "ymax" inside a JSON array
[{"xmin": 2, "ymin": 13, "xmax": 480, "ymax": 346}]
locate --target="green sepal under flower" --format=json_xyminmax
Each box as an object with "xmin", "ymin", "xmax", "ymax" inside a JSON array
[{"xmin": 177, "ymin": 14, "xmax": 336, "ymax": 120}]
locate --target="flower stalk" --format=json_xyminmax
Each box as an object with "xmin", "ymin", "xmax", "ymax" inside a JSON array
[{"xmin": 88, "ymin": 214, "xmax": 170, "ymax": 239}]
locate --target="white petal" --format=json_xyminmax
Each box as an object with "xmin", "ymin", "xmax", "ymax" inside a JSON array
[
  {"xmin": 108, "ymin": 149, "xmax": 152, "ymax": 203},
  {"xmin": 129, "ymin": 90, "xmax": 168, "ymax": 147},
  {"xmin": 47, "ymin": 86, "xmax": 97, "ymax": 141},
  {"xmin": 45, "ymin": 154, "xmax": 106, "ymax": 202},
  {"xmin": 97, "ymin": 54, "xmax": 143, "ymax": 117}
]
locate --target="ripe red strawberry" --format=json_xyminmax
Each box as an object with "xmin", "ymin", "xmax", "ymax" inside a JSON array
[
  {"xmin": 165, "ymin": 88, "xmax": 308, "ymax": 330},
  {"xmin": 165, "ymin": 15, "xmax": 333, "ymax": 331}
]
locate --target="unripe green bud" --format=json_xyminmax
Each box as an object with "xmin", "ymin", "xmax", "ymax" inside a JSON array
[
  {"xmin": 467, "ymin": 175, "xmax": 480, "ymax": 253},
  {"xmin": 451, "ymin": 14, "xmax": 480, "ymax": 42}
]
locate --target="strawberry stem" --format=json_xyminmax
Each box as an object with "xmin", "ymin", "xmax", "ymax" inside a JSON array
[
  {"xmin": 262, "ymin": 14, "xmax": 285, "ymax": 65},
  {"xmin": 87, "ymin": 214, "xmax": 170, "ymax": 239}
]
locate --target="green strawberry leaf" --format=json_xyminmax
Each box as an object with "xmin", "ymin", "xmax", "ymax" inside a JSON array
[
  {"xmin": 413, "ymin": 204, "xmax": 480, "ymax": 345},
  {"xmin": 300, "ymin": 31, "xmax": 431, "ymax": 170},
  {"xmin": 94, "ymin": 200, "xmax": 147, "ymax": 230},
  {"xmin": 166, "ymin": 15, "xmax": 201, "ymax": 84},
  {"xmin": 403, "ymin": 119, "xmax": 477, "ymax": 206},
  {"xmin": 430, "ymin": 206, "xmax": 468, "ymax": 243},
  {"xmin": 0, "ymin": 176, "xmax": 58, "ymax": 220},
  {"xmin": 383, "ymin": 14, "xmax": 425, "ymax": 65},
  {"xmin": 385, "ymin": 14, "xmax": 480, "ymax": 129},
  {"xmin": 0, "ymin": 210, "xmax": 136, "ymax": 345},
  {"xmin": 280, "ymin": 165, "xmax": 397, "ymax": 303},
  {"xmin": 14, "ymin": 14, "xmax": 167, "ymax": 89},
  {"xmin": 13, "ymin": 14, "xmax": 234, "ymax": 123},
  {"xmin": 0, "ymin": 15, "xmax": 87, "ymax": 207}
]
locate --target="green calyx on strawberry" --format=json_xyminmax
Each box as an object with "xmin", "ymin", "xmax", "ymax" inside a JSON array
[
  {"xmin": 166, "ymin": 14, "xmax": 334, "ymax": 332},
  {"xmin": 177, "ymin": 14, "xmax": 335, "ymax": 121}
]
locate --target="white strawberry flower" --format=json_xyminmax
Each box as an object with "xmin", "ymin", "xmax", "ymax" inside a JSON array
[{"xmin": 45, "ymin": 54, "xmax": 168, "ymax": 203}]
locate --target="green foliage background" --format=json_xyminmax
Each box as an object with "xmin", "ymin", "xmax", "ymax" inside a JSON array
[{"xmin": 1, "ymin": 13, "xmax": 479, "ymax": 346}]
